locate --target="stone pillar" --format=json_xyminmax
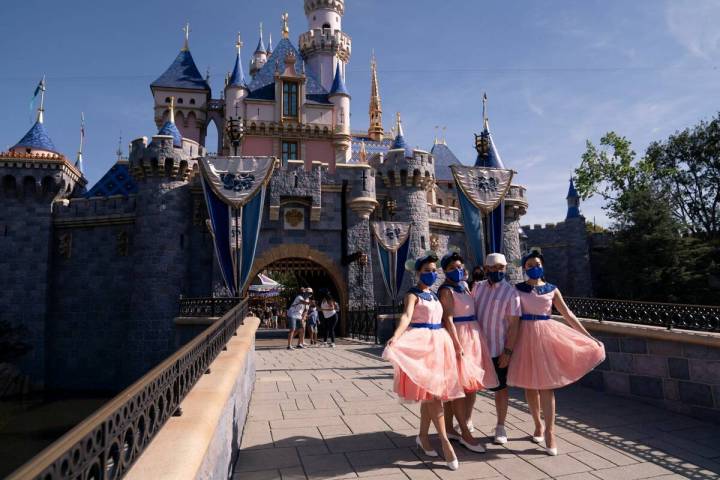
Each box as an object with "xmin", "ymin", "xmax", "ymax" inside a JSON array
[
  {"xmin": 347, "ymin": 165, "xmax": 377, "ymax": 309},
  {"xmin": 397, "ymin": 187, "xmax": 431, "ymax": 293},
  {"xmin": 503, "ymin": 209, "xmax": 523, "ymax": 284}
]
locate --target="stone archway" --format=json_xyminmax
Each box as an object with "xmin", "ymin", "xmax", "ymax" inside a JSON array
[{"xmin": 244, "ymin": 244, "xmax": 349, "ymax": 333}]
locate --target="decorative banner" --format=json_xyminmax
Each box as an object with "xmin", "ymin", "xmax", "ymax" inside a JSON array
[
  {"xmin": 450, "ymin": 165, "xmax": 514, "ymax": 265},
  {"xmin": 200, "ymin": 156, "xmax": 277, "ymax": 295},
  {"xmin": 372, "ymin": 221, "xmax": 411, "ymax": 300}
]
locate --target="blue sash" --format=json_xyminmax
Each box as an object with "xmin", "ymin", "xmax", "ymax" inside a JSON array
[
  {"xmin": 452, "ymin": 315, "xmax": 475, "ymax": 323},
  {"xmin": 520, "ymin": 314, "xmax": 551, "ymax": 321},
  {"xmin": 409, "ymin": 323, "xmax": 442, "ymax": 329}
]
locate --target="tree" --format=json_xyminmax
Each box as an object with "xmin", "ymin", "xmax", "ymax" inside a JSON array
[{"xmin": 645, "ymin": 114, "xmax": 720, "ymax": 239}]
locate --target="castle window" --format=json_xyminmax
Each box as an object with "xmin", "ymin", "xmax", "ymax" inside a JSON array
[
  {"xmin": 322, "ymin": 23, "xmax": 331, "ymax": 30},
  {"xmin": 177, "ymin": 98, "xmax": 184, "ymax": 104},
  {"xmin": 282, "ymin": 141, "xmax": 298, "ymax": 163},
  {"xmin": 437, "ymin": 198, "xmax": 443, "ymax": 205},
  {"xmin": 421, "ymin": 236, "xmax": 426, "ymax": 249},
  {"xmin": 165, "ymin": 97, "xmax": 171, "ymax": 103},
  {"xmin": 190, "ymin": 99, "xmax": 196, "ymax": 105},
  {"xmin": 283, "ymin": 82, "xmax": 299, "ymax": 118}
]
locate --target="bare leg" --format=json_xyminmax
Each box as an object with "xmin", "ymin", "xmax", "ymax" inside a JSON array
[
  {"xmin": 418, "ymin": 402, "xmax": 433, "ymax": 451},
  {"xmin": 465, "ymin": 391, "xmax": 476, "ymax": 426},
  {"xmin": 428, "ymin": 400, "xmax": 456, "ymax": 461},
  {"xmin": 494, "ymin": 388, "xmax": 509, "ymax": 426},
  {"xmin": 525, "ymin": 389, "xmax": 543, "ymax": 438},
  {"xmin": 287, "ymin": 328, "xmax": 296, "ymax": 348},
  {"xmin": 539, "ymin": 390, "xmax": 556, "ymax": 449},
  {"xmin": 297, "ymin": 324, "xmax": 306, "ymax": 346},
  {"xmin": 443, "ymin": 401, "xmax": 455, "ymax": 434},
  {"xmin": 451, "ymin": 396, "xmax": 479, "ymax": 444}
]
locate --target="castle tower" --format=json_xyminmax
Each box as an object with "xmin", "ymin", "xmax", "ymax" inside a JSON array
[
  {"xmin": 225, "ymin": 33, "xmax": 249, "ymax": 155},
  {"xmin": 249, "ymin": 23, "xmax": 267, "ymax": 77},
  {"xmin": 125, "ymin": 98, "xmax": 196, "ymax": 383},
  {"xmin": 375, "ymin": 113, "xmax": 435, "ymax": 297},
  {"xmin": 299, "ymin": 0, "xmax": 351, "ymax": 92},
  {"xmin": 368, "ymin": 53, "xmax": 384, "ymax": 141},
  {"xmin": 329, "ymin": 63, "xmax": 351, "ymax": 164},
  {"xmin": 566, "ymin": 177, "xmax": 581, "ymax": 219},
  {"xmin": 0, "ymin": 83, "xmax": 85, "ymax": 387},
  {"xmin": 151, "ymin": 23, "xmax": 211, "ymax": 147},
  {"xmin": 474, "ymin": 94, "xmax": 526, "ymax": 281},
  {"xmin": 267, "ymin": 32, "xmax": 274, "ymax": 56}
]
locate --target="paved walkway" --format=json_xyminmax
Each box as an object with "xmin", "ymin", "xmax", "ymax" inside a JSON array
[{"xmin": 232, "ymin": 339, "xmax": 720, "ymax": 480}]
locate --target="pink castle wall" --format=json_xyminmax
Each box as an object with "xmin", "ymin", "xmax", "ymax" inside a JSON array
[{"xmin": 243, "ymin": 137, "xmax": 274, "ymax": 156}]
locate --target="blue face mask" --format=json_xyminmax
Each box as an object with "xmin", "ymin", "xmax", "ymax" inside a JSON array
[
  {"xmin": 488, "ymin": 271, "xmax": 505, "ymax": 283},
  {"xmin": 446, "ymin": 267, "xmax": 464, "ymax": 283},
  {"xmin": 419, "ymin": 271, "xmax": 438, "ymax": 286},
  {"xmin": 526, "ymin": 266, "xmax": 544, "ymax": 279}
]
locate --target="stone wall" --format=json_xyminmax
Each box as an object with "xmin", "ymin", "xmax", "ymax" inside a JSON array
[
  {"xmin": 522, "ymin": 217, "xmax": 592, "ymax": 296},
  {"xmin": 578, "ymin": 320, "xmax": 720, "ymax": 423}
]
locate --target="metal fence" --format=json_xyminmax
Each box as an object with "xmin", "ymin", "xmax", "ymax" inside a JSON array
[
  {"xmin": 178, "ymin": 296, "xmax": 242, "ymax": 317},
  {"xmin": 562, "ymin": 297, "xmax": 720, "ymax": 333},
  {"xmin": 7, "ymin": 299, "xmax": 249, "ymax": 480},
  {"xmin": 347, "ymin": 304, "xmax": 402, "ymax": 344}
]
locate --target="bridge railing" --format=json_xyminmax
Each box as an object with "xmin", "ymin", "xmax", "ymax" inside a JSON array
[
  {"xmin": 178, "ymin": 296, "xmax": 243, "ymax": 317},
  {"xmin": 561, "ymin": 297, "xmax": 720, "ymax": 333},
  {"xmin": 7, "ymin": 298, "xmax": 249, "ymax": 480}
]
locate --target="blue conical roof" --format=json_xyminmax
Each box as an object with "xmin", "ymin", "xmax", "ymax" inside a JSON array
[
  {"xmin": 13, "ymin": 120, "xmax": 58, "ymax": 153},
  {"xmin": 151, "ymin": 49, "xmax": 210, "ymax": 90},
  {"xmin": 255, "ymin": 35, "xmax": 266, "ymax": 54},
  {"xmin": 566, "ymin": 177, "xmax": 579, "ymax": 199},
  {"xmin": 229, "ymin": 50, "xmax": 247, "ymax": 87},
  {"xmin": 158, "ymin": 121, "xmax": 183, "ymax": 147},
  {"xmin": 430, "ymin": 142, "xmax": 461, "ymax": 181},
  {"xmin": 474, "ymin": 125, "xmax": 505, "ymax": 168},
  {"xmin": 329, "ymin": 63, "xmax": 349, "ymax": 96}
]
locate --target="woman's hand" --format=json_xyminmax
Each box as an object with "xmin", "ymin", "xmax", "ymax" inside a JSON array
[{"xmin": 386, "ymin": 336, "xmax": 396, "ymax": 346}]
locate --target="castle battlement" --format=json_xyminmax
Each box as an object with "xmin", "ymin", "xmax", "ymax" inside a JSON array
[
  {"xmin": 53, "ymin": 194, "xmax": 137, "ymax": 220},
  {"xmin": 298, "ymin": 29, "xmax": 351, "ymax": 61}
]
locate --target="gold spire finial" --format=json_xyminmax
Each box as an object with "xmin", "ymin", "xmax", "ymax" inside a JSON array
[
  {"xmin": 359, "ymin": 139, "xmax": 367, "ymax": 163},
  {"xmin": 368, "ymin": 53, "xmax": 384, "ymax": 141},
  {"xmin": 236, "ymin": 32, "xmax": 243, "ymax": 53},
  {"xmin": 482, "ymin": 92, "xmax": 489, "ymax": 130},
  {"xmin": 182, "ymin": 22, "xmax": 191, "ymax": 51},
  {"xmin": 442, "ymin": 126, "xmax": 447, "ymax": 145},
  {"xmin": 281, "ymin": 12, "xmax": 289, "ymax": 39},
  {"xmin": 37, "ymin": 75, "xmax": 46, "ymax": 124},
  {"xmin": 395, "ymin": 112, "xmax": 404, "ymax": 138},
  {"xmin": 433, "ymin": 125, "xmax": 439, "ymax": 144},
  {"xmin": 169, "ymin": 96, "xmax": 176, "ymax": 123}
]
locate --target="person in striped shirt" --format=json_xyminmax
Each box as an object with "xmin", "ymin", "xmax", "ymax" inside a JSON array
[{"xmin": 471, "ymin": 253, "xmax": 521, "ymax": 445}]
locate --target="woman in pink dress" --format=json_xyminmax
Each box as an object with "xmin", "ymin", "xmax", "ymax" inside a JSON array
[
  {"xmin": 383, "ymin": 254, "xmax": 462, "ymax": 470},
  {"xmin": 507, "ymin": 250, "xmax": 605, "ymax": 455},
  {"xmin": 438, "ymin": 252, "xmax": 498, "ymax": 453}
]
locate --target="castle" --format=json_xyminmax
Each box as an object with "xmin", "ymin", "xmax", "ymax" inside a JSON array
[{"xmin": 0, "ymin": 0, "xmax": 529, "ymax": 392}]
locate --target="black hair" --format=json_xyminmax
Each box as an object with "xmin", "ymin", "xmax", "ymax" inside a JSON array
[{"xmin": 441, "ymin": 252, "xmax": 464, "ymax": 270}]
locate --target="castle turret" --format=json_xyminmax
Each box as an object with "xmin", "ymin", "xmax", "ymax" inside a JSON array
[
  {"xmin": 225, "ymin": 33, "xmax": 249, "ymax": 156},
  {"xmin": 368, "ymin": 53, "xmax": 384, "ymax": 141},
  {"xmin": 329, "ymin": 63, "xmax": 351, "ymax": 164},
  {"xmin": 151, "ymin": 23, "xmax": 211, "ymax": 147},
  {"xmin": 267, "ymin": 32, "xmax": 274, "ymax": 56},
  {"xmin": 0, "ymin": 82, "xmax": 85, "ymax": 387},
  {"xmin": 375, "ymin": 113, "xmax": 435, "ymax": 296},
  {"xmin": 299, "ymin": 0, "xmax": 351, "ymax": 92},
  {"xmin": 249, "ymin": 23, "xmax": 267, "ymax": 77},
  {"xmin": 125, "ymin": 97, "xmax": 196, "ymax": 383},
  {"xmin": 566, "ymin": 177, "xmax": 581, "ymax": 219}
]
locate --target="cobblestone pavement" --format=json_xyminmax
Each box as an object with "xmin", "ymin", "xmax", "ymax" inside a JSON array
[{"xmin": 232, "ymin": 339, "xmax": 720, "ymax": 480}]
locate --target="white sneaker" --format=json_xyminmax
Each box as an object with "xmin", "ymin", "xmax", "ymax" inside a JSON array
[
  {"xmin": 296, "ymin": 344, "xmax": 305, "ymax": 349},
  {"xmin": 466, "ymin": 420, "xmax": 475, "ymax": 433},
  {"xmin": 330, "ymin": 343, "xmax": 336, "ymax": 348},
  {"xmin": 493, "ymin": 425, "xmax": 507, "ymax": 445}
]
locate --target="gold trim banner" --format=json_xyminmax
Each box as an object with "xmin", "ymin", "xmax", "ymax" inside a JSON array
[
  {"xmin": 199, "ymin": 156, "xmax": 277, "ymax": 209},
  {"xmin": 372, "ymin": 221, "xmax": 411, "ymax": 252},
  {"xmin": 449, "ymin": 165, "xmax": 514, "ymax": 214}
]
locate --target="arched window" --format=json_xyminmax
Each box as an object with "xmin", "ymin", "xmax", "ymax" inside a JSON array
[
  {"xmin": 177, "ymin": 98, "xmax": 184, "ymax": 104},
  {"xmin": 165, "ymin": 97, "xmax": 171, "ymax": 103},
  {"xmin": 322, "ymin": 23, "xmax": 331, "ymax": 30},
  {"xmin": 189, "ymin": 98, "xmax": 196, "ymax": 105}
]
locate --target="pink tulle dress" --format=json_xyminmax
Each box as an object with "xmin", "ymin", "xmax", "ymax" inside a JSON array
[
  {"xmin": 383, "ymin": 287, "xmax": 465, "ymax": 402},
  {"xmin": 439, "ymin": 284, "xmax": 499, "ymax": 392},
  {"xmin": 507, "ymin": 283, "xmax": 606, "ymax": 390}
]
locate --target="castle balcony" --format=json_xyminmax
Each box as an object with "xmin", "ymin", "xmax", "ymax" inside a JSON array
[
  {"xmin": 505, "ymin": 183, "xmax": 528, "ymax": 217},
  {"xmin": 245, "ymin": 120, "xmax": 334, "ymax": 140},
  {"xmin": 428, "ymin": 204, "xmax": 460, "ymax": 223},
  {"xmin": 298, "ymin": 29, "xmax": 352, "ymax": 61},
  {"xmin": 208, "ymin": 99, "xmax": 225, "ymax": 112}
]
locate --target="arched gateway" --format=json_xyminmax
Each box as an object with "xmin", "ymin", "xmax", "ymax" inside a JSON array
[{"xmin": 244, "ymin": 244, "xmax": 349, "ymax": 333}]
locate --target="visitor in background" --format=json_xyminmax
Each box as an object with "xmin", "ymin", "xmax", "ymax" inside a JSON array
[
  {"xmin": 438, "ymin": 251, "xmax": 497, "ymax": 453},
  {"xmin": 307, "ymin": 302, "xmax": 320, "ymax": 345},
  {"xmin": 321, "ymin": 292, "xmax": 339, "ymax": 347},
  {"xmin": 297, "ymin": 287, "xmax": 313, "ymax": 348},
  {"xmin": 468, "ymin": 266, "xmax": 485, "ymax": 292},
  {"xmin": 287, "ymin": 287, "xmax": 310, "ymax": 350},
  {"xmin": 271, "ymin": 307, "xmax": 279, "ymax": 329},
  {"xmin": 508, "ymin": 250, "xmax": 605, "ymax": 456},
  {"xmin": 383, "ymin": 254, "xmax": 462, "ymax": 471},
  {"xmin": 472, "ymin": 253, "xmax": 521, "ymax": 446}
]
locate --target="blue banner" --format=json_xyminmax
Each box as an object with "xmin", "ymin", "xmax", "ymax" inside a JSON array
[{"xmin": 372, "ymin": 221, "xmax": 411, "ymax": 301}]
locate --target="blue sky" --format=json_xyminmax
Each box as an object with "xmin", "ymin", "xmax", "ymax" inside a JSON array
[{"xmin": 2, "ymin": 0, "xmax": 718, "ymax": 226}]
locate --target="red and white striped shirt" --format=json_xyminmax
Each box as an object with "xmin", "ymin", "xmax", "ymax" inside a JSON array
[{"xmin": 472, "ymin": 280, "xmax": 521, "ymax": 358}]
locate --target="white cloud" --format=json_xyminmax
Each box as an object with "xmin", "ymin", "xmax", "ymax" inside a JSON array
[{"xmin": 666, "ymin": 0, "xmax": 720, "ymax": 60}]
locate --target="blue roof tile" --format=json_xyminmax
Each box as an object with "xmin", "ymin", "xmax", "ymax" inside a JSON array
[
  {"xmin": 151, "ymin": 49, "xmax": 210, "ymax": 91},
  {"xmin": 13, "ymin": 120, "xmax": 58, "ymax": 153},
  {"xmin": 229, "ymin": 51, "xmax": 247, "ymax": 87},
  {"xmin": 157, "ymin": 121, "xmax": 183, "ymax": 147},
  {"xmin": 430, "ymin": 143, "xmax": 462, "ymax": 181},
  {"xmin": 350, "ymin": 135, "xmax": 392, "ymax": 163},
  {"xmin": 329, "ymin": 63, "xmax": 349, "ymax": 96},
  {"xmin": 247, "ymin": 38, "xmax": 329, "ymax": 103},
  {"xmin": 85, "ymin": 162, "xmax": 138, "ymax": 198}
]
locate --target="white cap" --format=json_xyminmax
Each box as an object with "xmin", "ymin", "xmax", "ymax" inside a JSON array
[
  {"xmin": 484, "ymin": 253, "xmax": 507, "ymax": 266},
  {"xmin": 306, "ymin": 287, "xmax": 313, "ymax": 293},
  {"xmin": 300, "ymin": 287, "xmax": 307, "ymax": 292}
]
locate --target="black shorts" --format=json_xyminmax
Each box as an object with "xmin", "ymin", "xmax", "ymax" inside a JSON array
[{"xmin": 489, "ymin": 356, "xmax": 508, "ymax": 392}]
